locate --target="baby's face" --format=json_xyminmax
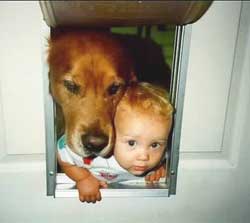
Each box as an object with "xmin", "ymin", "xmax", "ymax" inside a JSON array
[{"xmin": 114, "ymin": 106, "xmax": 172, "ymax": 176}]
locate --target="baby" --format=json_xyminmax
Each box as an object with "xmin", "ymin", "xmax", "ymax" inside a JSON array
[
  {"xmin": 113, "ymin": 82, "xmax": 173, "ymax": 177},
  {"xmin": 57, "ymin": 82, "xmax": 173, "ymax": 203}
]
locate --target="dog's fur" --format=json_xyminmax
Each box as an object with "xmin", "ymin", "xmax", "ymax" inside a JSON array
[{"xmin": 48, "ymin": 27, "xmax": 171, "ymax": 159}]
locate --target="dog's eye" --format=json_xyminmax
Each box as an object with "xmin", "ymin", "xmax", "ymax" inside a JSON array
[
  {"xmin": 108, "ymin": 83, "xmax": 122, "ymax": 95},
  {"xmin": 63, "ymin": 80, "xmax": 80, "ymax": 94}
]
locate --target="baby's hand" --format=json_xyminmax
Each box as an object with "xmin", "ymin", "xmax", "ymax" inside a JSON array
[
  {"xmin": 76, "ymin": 174, "xmax": 107, "ymax": 203},
  {"xmin": 145, "ymin": 163, "xmax": 167, "ymax": 183}
]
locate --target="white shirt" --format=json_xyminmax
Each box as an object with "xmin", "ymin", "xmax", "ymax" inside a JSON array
[{"xmin": 57, "ymin": 135, "xmax": 141, "ymax": 183}]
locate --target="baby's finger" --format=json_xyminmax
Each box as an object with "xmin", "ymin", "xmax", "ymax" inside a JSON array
[
  {"xmin": 99, "ymin": 181, "xmax": 108, "ymax": 188},
  {"xmin": 148, "ymin": 173, "xmax": 156, "ymax": 182},
  {"xmin": 85, "ymin": 195, "xmax": 93, "ymax": 203},
  {"xmin": 79, "ymin": 195, "xmax": 86, "ymax": 202},
  {"xmin": 161, "ymin": 168, "xmax": 166, "ymax": 178},
  {"xmin": 145, "ymin": 174, "xmax": 150, "ymax": 182},
  {"xmin": 96, "ymin": 191, "xmax": 102, "ymax": 201},
  {"xmin": 89, "ymin": 195, "xmax": 97, "ymax": 203},
  {"xmin": 154, "ymin": 171, "xmax": 161, "ymax": 181}
]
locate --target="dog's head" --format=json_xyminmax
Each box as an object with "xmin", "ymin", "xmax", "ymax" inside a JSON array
[{"xmin": 48, "ymin": 29, "xmax": 136, "ymax": 157}]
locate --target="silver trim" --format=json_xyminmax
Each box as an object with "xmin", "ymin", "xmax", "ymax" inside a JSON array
[
  {"xmin": 42, "ymin": 35, "xmax": 57, "ymax": 196},
  {"xmin": 169, "ymin": 25, "xmax": 192, "ymax": 195},
  {"xmin": 56, "ymin": 187, "xmax": 169, "ymax": 198}
]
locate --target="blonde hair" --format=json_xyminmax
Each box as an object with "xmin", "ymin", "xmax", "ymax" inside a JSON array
[{"xmin": 118, "ymin": 82, "xmax": 173, "ymax": 119}]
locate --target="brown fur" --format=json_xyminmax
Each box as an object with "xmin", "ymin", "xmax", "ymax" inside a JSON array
[{"xmin": 48, "ymin": 28, "xmax": 136, "ymax": 158}]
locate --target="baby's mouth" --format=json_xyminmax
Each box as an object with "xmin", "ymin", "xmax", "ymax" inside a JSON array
[{"xmin": 133, "ymin": 166, "xmax": 147, "ymax": 172}]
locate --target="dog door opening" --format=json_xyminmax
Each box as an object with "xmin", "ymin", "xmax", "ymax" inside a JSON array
[{"xmin": 52, "ymin": 25, "xmax": 176, "ymax": 198}]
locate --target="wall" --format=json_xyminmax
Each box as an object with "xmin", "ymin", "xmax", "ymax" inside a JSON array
[{"xmin": 0, "ymin": 1, "xmax": 250, "ymax": 223}]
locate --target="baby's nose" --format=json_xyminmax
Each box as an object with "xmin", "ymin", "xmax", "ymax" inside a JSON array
[{"xmin": 137, "ymin": 150, "xmax": 149, "ymax": 161}]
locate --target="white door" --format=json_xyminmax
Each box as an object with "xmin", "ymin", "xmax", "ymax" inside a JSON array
[{"xmin": 0, "ymin": 1, "xmax": 249, "ymax": 223}]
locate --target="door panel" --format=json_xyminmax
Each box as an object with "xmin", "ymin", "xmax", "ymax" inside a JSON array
[
  {"xmin": 0, "ymin": 2, "xmax": 46, "ymax": 154},
  {"xmin": 181, "ymin": 2, "xmax": 241, "ymax": 153}
]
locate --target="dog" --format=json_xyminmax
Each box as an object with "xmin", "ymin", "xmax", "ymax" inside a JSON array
[{"xmin": 48, "ymin": 28, "xmax": 137, "ymax": 158}]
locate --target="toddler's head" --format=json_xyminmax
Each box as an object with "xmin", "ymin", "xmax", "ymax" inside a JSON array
[{"xmin": 114, "ymin": 82, "xmax": 173, "ymax": 175}]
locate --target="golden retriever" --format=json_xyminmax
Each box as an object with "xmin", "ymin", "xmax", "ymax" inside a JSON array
[{"xmin": 48, "ymin": 28, "xmax": 136, "ymax": 158}]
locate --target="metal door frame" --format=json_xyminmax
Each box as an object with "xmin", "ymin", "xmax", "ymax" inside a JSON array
[{"xmin": 43, "ymin": 25, "xmax": 192, "ymax": 197}]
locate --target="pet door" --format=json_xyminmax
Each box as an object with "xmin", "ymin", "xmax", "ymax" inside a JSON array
[{"xmin": 40, "ymin": 1, "xmax": 212, "ymax": 197}]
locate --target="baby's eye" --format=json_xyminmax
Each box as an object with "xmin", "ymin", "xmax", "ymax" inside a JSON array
[
  {"xmin": 127, "ymin": 140, "xmax": 136, "ymax": 147},
  {"xmin": 151, "ymin": 142, "xmax": 161, "ymax": 149}
]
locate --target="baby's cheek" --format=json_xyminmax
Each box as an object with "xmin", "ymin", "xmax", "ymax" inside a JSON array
[
  {"xmin": 150, "ymin": 152, "xmax": 163, "ymax": 165},
  {"xmin": 114, "ymin": 144, "xmax": 126, "ymax": 161}
]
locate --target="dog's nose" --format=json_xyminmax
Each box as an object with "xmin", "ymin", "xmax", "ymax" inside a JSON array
[{"xmin": 82, "ymin": 134, "xmax": 109, "ymax": 153}]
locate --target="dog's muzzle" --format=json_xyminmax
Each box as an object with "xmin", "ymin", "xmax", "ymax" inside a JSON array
[{"xmin": 81, "ymin": 133, "xmax": 109, "ymax": 155}]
